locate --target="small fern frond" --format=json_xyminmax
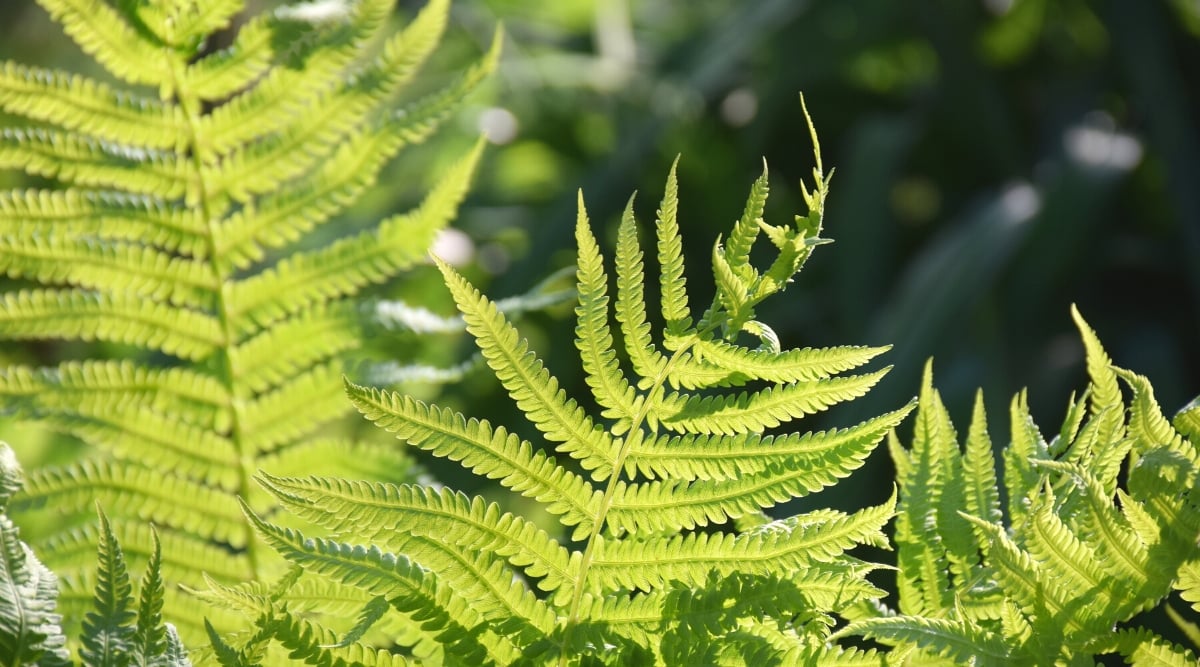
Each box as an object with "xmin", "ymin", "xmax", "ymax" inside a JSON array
[
  {"xmin": 1070, "ymin": 303, "xmax": 1125, "ymax": 442},
  {"xmin": 80, "ymin": 507, "xmax": 137, "ymax": 667},
  {"xmin": 834, "ymin": 616, "xmax": 1011, "ymax": 667},
  {"xmin": 655, "ymin": 157, "xmax": 692, "ymax": 342},
  {"xmin": 615, "ymin": 198, "xmax": 671, "ymax": 386}
]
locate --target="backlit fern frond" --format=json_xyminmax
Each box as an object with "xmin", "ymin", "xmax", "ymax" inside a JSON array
[
  {"xmin": 840, "ymin": 306, "xmax": 1200, "ymax": 665},
  {"xmin": 0, "ymin": 0, "xmax": 497, "ymax": 644},
  {"xmin": 235, "ymin": 102, "xmax": 914, "ymax": 664}
]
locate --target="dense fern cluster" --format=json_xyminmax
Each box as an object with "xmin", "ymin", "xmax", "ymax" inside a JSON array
[
  {"xmin": 0, "ymin": 0, "xmax": 496, "ymax": 643},
  {"xmin": 839, "ymin": 308, "xmax": 1200, "ymax": 664}
]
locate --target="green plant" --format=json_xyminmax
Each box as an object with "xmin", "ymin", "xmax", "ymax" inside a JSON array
[
  {"xmin": 837, "ymin": 308, "xmax": 1200, "ymax": 664},
  {"xmin": 1, "ymin": 443, "xmax": 190, "ymax": 667},
  {"xmin": 212, "ymin": 104, "xmax": 917, "ymax": 664},
  {"xmin": 0, "ymin": 0, "xmax": 497, "ymax": 642}
]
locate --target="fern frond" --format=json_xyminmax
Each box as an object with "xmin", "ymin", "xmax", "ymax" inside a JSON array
[
  {"xmin": 961, "ymin": 391, "xmax": 1001, "ymax": 534},
  {"xmin": 35, "ymin": 0, "xmax": 169, "ymax": 87},
  {"xmin": 250, "ymin": 117, "xmax": 902, "ymax": 661},
  {"xmin": 80, "ymin": 508, "xmax": 137, "ymax": 667},
  {"xmin": 3, "ymin": 0, "xmax": 497, "ymax": 644},
  {"xmin": 574, "ymin": 193, "xmax": 641, "ymax": 427},
  {"xmin": 0, "ymin": 289, "xmax": 221, "ymax": 361},
  {"xmin": 0, "ymin": 63, "xmax": 183, "ymax": 150},
  {"xmin": 834, "ymin": 616, "xmax": 1010, "ymax": 667},
  {"xmin": 1071, "ymin": 304, "xmax": 1125, "ymax": 443},
  {"xmin": 0, "ymin": 444, "xmax": 71, "ymax": 667},
  {"xmin": 657, "ymin": 366, "xmax": 890, "ymax": 436},
  {"xmin": 254, "ymin": 473, "xmax": 575, "ymax": 605},
  {"xmin": 438, "ymin": 258, "xmax": 620, "ymax": 478},
  {"xmin": 875, "ymin": 318, "xmax": 1200, "ymax": 664},
  {"xmin": 0, "ymin": 127, "xmax": 188, "ymax": 198},
  {"xmin": 226, "ymin": 140, "xmax": 483, "ymax": 336},
  {"xmin": 626, "ymin": 402, "xmax": 913, "ymax": 482},
  {"xmin": 655, "ymin": 157, "xmax": 692, "ymax": 341},
  {"xmin": 1118, "ymin": 369, "xmax": 1193, "ymax": 457},
  {"xmin": 0, "ymin": 189, "xmax": 208, "ymax": 258},
  {"xmin": 16, "ymin": 462, "xmax": 245, "ymax": 547},
  {"xmin": 615, "ymin": 197, "xmax": 671, "ymax": 386}
]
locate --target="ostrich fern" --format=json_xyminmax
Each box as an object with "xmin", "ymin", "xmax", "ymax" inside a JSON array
[{"xmin": 0, "ymin": 0, "xmax": 498, "ymax": 643}]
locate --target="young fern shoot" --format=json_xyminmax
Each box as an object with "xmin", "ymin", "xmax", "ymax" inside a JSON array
[{"xmin": 237, "ymin": 104, "xmax": 916, "ymax": 665}]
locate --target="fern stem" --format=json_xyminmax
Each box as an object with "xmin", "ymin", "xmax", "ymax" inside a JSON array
[
  {"xmin": 558, "ymin": 340, "xmax": 697, "ymax": 665},
  {"xmin": 165, "ymin": 59, "xmax": 262, "ymax": 580}
]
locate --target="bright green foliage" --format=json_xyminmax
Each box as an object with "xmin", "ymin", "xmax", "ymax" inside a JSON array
[
  {"xmin": 0, "ymin": 443, "xmax": 189, "ymax": 667},
  {"xmin": 0, "ymin": 0, "xmax": 497, "ymax": 643},
  {"xmin": 0, "ymin": 443, "xmax": 69, "ymax": 667},
  {"xmin": 229, "ymin": 105, "xmax": 912, "ymax": 664},
  {"xmin": 840, "ymin": 307, "xmax": 1200, "ymax": 665}
]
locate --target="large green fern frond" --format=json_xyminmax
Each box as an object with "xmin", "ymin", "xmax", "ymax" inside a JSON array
[
  {"xmin": 236, "ymin": 105, "xmax": 914, "ymax": 664},
  {"xmin": 1, "ymin": 0, "xmax": 497, "ymax": 644}
]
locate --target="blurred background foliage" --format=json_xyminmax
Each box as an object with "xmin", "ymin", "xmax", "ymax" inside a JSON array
[{"xmin": 1, "ymin": 0, "xmax": 1198, "ymax": 540}]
